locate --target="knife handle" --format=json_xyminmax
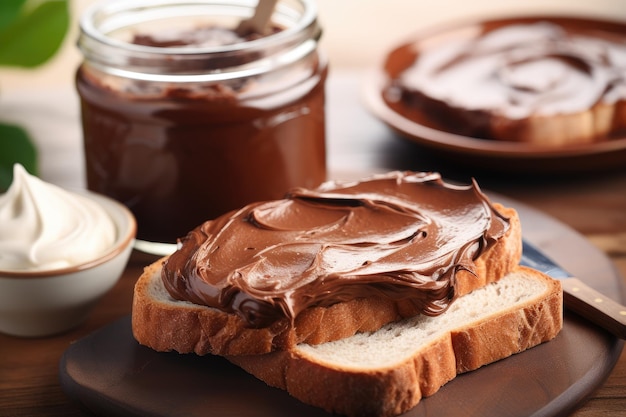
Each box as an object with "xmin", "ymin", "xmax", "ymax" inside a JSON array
[{"xmin": 561, "ymin": 278, "xmax": 626, "ymax": 340}]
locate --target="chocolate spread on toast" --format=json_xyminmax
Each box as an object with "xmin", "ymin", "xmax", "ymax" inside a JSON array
[{"xmin": 162, "ymin": 172, "xmax": 511, "ymax": 328}]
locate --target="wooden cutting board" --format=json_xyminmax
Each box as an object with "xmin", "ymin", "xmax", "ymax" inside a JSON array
[{"xmin": 59, "ymin": 195, "xmax": 625, "ymax": 417}]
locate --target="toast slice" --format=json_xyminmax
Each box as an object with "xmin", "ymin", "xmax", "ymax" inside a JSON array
[
  {"xmin": 228, "ymin": 267, "xmax": 563, "ymax": 417},
  {"xmin": 132, "ymin": 204, "xmax": 521, "ymax": 356},
  {"xmin": 388, "ymin": 20, "xmax": 626, "ymax": 147},
  {"xmin": 394, "ymin": 87, "xmax": 624, "ymax": 147}
]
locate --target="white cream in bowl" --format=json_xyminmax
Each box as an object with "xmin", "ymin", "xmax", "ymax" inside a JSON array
[
  {"xmin": 0, "ymin": 164, "xmax": 117, "ymax": 271},
  {"xmin": 0, "ymin": 164, "xmax": 136, "ymax": 337}
]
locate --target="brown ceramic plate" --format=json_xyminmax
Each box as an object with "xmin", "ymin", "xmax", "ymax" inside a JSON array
[
  {"xmin": 363, "ymin": 15, "xmax": 626, "ymax": 173},
  {"xmin": 59, "ymin": 194, "xmax": 624, "ymax": 417}
]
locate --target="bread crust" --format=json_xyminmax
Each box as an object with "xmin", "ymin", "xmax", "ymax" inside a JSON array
[
  {"xmin": 132, "ymin": 205, "xmax": 522, "ymax": 356},
  {"xmin": 489, "ymin": 102, "xmax": 619, "ymax": 147},
  {"xmin": 228, "ymin": 267, "xmax": 563, "ymax": 417},
  {"xmin": 411, "ymin": 91, "xmax": 622, "ymax": 147}
]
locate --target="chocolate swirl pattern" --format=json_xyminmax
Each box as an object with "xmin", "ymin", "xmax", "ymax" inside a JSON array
[
  {"xmin": 162, "ymin": 172, "xmax": 510, "ymax": 328},
  {"xmin": 388, "ymin": 20, "xmax": 626, "ymax": 145}
]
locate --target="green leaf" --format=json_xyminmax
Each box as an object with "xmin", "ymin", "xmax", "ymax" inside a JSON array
[
  {"xmin": 0, "ymin": 0, "xmax": 70, "ymax": 68},
  {"xmin": 0, "ymin": 123, "xmax": 38, "ymax": 191},
  {"xmin": 0, "ymin": 0, "xmax": 27, "ymax": 31}
]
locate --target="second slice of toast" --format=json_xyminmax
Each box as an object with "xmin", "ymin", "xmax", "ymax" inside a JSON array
[{"xmin": 228, "ymin": 267, "xmax": 563, "ymax": 417}]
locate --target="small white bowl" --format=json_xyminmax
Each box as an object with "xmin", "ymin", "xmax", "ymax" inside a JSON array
[{"xmin": 0, "ymin": 191, "xmax": 136, "ymax": 337}]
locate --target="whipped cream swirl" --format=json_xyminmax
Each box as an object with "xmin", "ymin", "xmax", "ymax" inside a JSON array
[{"xmin": 0, "ymin": 164, "xmax": 117, "ymax": 271}]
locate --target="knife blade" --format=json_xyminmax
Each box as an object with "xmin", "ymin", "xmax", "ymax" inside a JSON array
[{"xmin": 520, "ymin": 240, "xmax": 626, "ymax": 339}]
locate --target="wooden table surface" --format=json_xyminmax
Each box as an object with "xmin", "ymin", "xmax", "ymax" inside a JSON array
[{"xmin": 0, "ymin": 72, "xmax": 625, "ymax": 417}]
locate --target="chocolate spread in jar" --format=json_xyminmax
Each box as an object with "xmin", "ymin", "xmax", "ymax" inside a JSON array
[
  {"xmin": 162, "ymin": 171, "xmax": 511, "ymax": 328},
  {"xmin": 384, "ymin": 16, "xmax": 626, "ymax": 142},
  {"xmin": 77, "ymin": 24, "xmax": 327, "ymax": 244}
]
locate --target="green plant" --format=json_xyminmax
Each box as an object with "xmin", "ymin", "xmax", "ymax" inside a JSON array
[{"xmin": 0, "ymin": 0, "xmax": 70, "ymax": 191}]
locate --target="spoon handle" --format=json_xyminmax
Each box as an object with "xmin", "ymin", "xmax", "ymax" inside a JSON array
[{"xmin": 236, "ymin": 0, "xmax": 279, "ymax": 36}]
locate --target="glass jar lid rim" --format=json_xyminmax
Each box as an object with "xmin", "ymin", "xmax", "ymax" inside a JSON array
[{"xmin": 79, "ymin": 0, "xmax": 320, "ymax": 56}]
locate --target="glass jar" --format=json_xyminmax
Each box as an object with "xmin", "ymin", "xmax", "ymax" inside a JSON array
[{"xmin": 76, "ymin": 0, "xmax": 327, "ymax": 254}]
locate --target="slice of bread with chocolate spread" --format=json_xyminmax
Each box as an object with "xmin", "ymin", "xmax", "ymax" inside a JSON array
[{"xmin": 132, "ymin": 172, "xmax": 523, "ymax": 356}]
